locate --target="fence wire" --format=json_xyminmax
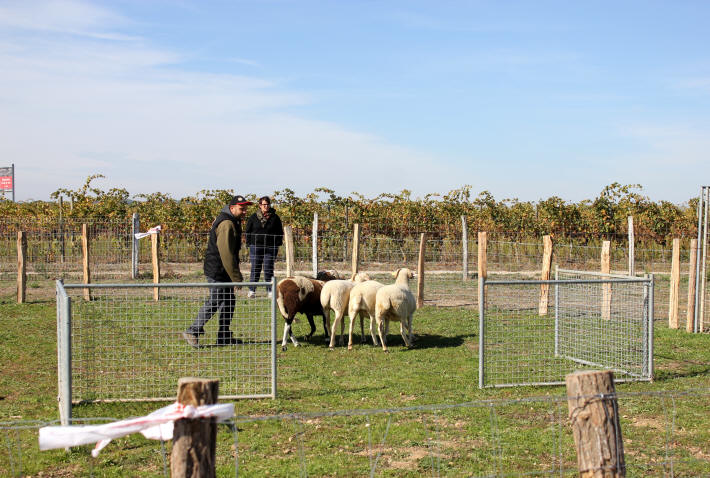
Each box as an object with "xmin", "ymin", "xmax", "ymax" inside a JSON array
[
  {"xmin": 2, "ymin": 220, "xmax": 708, "ymax": 330},
  {"xmin": 3, "ymin": 389, "xmax": 709, "ymax": 477}
]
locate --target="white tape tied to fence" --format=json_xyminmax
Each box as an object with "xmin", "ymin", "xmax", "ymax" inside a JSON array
[
  {"xmin": 134, "ymin": 224, "xmax": 162, "ymax": 239},
  {"xmin": 39, "ymin": 402, "xmax": 234, "ymax": 457}
]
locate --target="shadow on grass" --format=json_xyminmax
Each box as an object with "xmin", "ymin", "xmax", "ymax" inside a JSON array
[{"xmin": 653, "ymin": 354, "xmax": 710, "ymax": 381}]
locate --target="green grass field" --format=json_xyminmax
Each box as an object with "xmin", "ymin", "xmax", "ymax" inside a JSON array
[{"xmin": 1, "ymin": 287, "xmax": 709, "ymax": 477}]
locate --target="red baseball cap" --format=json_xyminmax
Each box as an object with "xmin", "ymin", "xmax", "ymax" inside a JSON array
[{"xmin": 229, "ymin": 195, "xmax": 253, "ymax": 206}]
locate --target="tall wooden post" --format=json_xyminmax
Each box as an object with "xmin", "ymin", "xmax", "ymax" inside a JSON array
[
  {"xmin": 668, "ymin": 238, "xmax": 681, "ymax": 329},
  {"xmin": 417, "ymin": 233, "xmax": 426, "ymax": 308},
  {"xmin": 351, "ymin": 223, "xmax": 361, "ymax": 277},
  {"xmin": 151, "ymin": 231, "xmax": 160, "ymax": 301},
  {"xmin": 687, "ymin": 239, "xmax": 698, "ymax": 333},
  {"xmin": 461, "ymin": 216, "xmax": 468, "ymax": 280},
  {"xmin": 566, "ymin": 370, "xmax": 625, "ymax": 477},
  {"xmin": 627, "ymin": 216, "xmax": 635, "ymax": 276},
  {"xmin": 170, "ymin": 377, "xmax": 219, "ymax": 478},
  {"xmin": 284, "ymin": 226, "xmax": 294, "ymax": 277},
  {"xmin": 82, "ymin": 224, "xmax": 91, "ymax": 301},
  {"xmin": 59, "ymin": 196, "xmax": 65, "ymax": 264},
  {"xmin": 312, "ymin": 212, "xmax": 318, "ymax": 277},
  {"xmin": 601, "ymin": 241, "xmax": 611, "ymax": 320},
  {"xmin": 477, "ymin": 231, "xmax": 488, "ymax": 307},
  {"xmin": 539, "ymin": 235, "xmax": 553, "ymax": 316},
  {"xmin": 17, "ymin": 231, "xmax": 26, "ymax": 304}
]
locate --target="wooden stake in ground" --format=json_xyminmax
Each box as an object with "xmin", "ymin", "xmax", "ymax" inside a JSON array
[
  {"xmin": 601, "ymin": 241, "xmax": 611, "ymax": 320},
  {"xmin": 170, "ymin": 378, "xmax": 219, "ymax": 478},
  {"xmin": 627, "ymin": 216, "xmax": 635, "ymax": 276},
  {"xmin": 351, "ymin": 223, "xmax": 360, "ymax": 277},
  {"xmin": 687, "ymin": 239, "xmax": 698, "ymax": 333},
  {"xmin": 566, "ymin": 370, "xmax": 625, "ymax": 478},
  {"xmin": 668, "ymin": 238, "xmax": 681, "ymax": 329},
  {"xmin": 477, "ymin": 231, "xmax": 487, "ymax": 282},
  {"xmin": 462, "ymin": 216, "xmax": 468, "ymax": 281},
  {"xmin": 17, "ymin": 231, "xmax": 26, "ymax": 304},
  {"xmin": 151, "ymin": 231, "xmax": 160, "ymax": 301},
  {"xmin": 312, "ymin": 212, "xmax": 318, "ymax": 277},
  {"xmin": 82, "ymin": 224, "xmax": 91, "ymax": 301},
  {"xmin": 539, "ymin": 235, "xmax": 553, "ymax": 316},
  {"xmin": 284, "ymin": 226, "xmax": 294, "ymax": 277},
  {"xmin": 417, "ymin": 232, "xmax": 426, "ymax": 308}
]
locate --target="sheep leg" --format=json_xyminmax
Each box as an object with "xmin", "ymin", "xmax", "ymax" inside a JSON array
[
  {"xmin": 376, "ymin": 315, "xmax": 388, "ymax": 352},
  {"xmin": 304, "ymin": 314, "xmax": 317, "ymax": 342},
  {"xmin": 323, "ymin": 308, "xmax": 332, "ymax": 345},
  {"xmin": 369, "ymin": 313, "xmax": 379, "ymax": 346},
  {"xmin": 320, "ymin": 313, "xmax": 330, "ymax": 342},
  {"xmin": 399, "ymin": 318, "xmax": 412, "ymax": 347},
  {"xmin": 359, "ymin": 312, "xmax": 366, "ymax": 344},
  {"xmin": 329, "ymin": 311, "xmax": 344, "ymax": 349},
  {"xmin": 282, "ymin": 320, "xmax": 300, "ymax": 351},
  {"xmin": 347, "ymin": 312, "xmax": 356, "ymax": 350}
]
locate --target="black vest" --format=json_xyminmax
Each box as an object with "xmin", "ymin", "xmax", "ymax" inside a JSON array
[{"xmin": 203, "ymin": 211, "xmax": 242, "ymax": 281}]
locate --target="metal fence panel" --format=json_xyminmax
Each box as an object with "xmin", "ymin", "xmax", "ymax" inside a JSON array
[
  {"xmin": 56, "ymin": 280, "xmax": 277, "ymax": 423},
  {"xmin": 479, "ymin": 274, "xmax": 653, "ymax": 388}
]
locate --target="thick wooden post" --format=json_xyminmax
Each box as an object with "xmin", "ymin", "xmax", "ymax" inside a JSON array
[
  {"xmin": 417, "ymin": 233, "xmax": 425, "ymax": 308},
  {"xmin": 170, "ymin": 377, "xmax": 219, "ymax": 478},
  {"xmin": 668, "ymin": 238, "xmax": 681, "ymax": 329},
  {"xmin": 82, "ymin": 224, "xmax": 91, "ymax": 301},
  {"xmin": 601, "ymin": 241, "xmax": 611, "ymax": 320},
  {"xmin": 17, "ymin": 231, "xmax": 26, "ymax": 304},
  {"xmin": 351, "ymin": 223, "xmax": 360, "ymax": 276},
  {"xmin": 151, "ymin": 231, "xmax": 160, "ymax": 301},
  {"xmin": 687, "ymin": 239, "xmax": 698, "ymax": 333},
  {"xmin": 627, "ymin": 216, "xmax": 634, "ymax": 276},
  {"xmin": 461, "ymin": 216, "xmax": 468, "ymax": 280},
  {"xmin": 284, "ymin": 226, "xmax": 294, "ymax": 277},
  {"xmin": 566, "ymin": 370, "xmax": 625, "ymax": 477},
  {"xmin": 539, "ymin": 235, "xmax": 553, "ymax": 316},
  {"xmin": 478, "ymin": 231, "xmax": 487, "ymax": 303}
]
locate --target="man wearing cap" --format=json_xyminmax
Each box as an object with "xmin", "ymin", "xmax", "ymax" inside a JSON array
[{"xmin": 183, "ymin": 195, "xmax": 253, "ymax": 347}]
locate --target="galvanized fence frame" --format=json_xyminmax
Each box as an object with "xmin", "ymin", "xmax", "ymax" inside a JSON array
[
  {"xmin": 56, "ymin": 278, "xmax": 278, "ymax": 425},
  {"xmin": 479, "ymin": 273, "xmax": 653, "ymax": 388}
]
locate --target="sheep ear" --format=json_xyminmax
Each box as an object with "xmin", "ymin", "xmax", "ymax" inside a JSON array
[{"xmin": 392, "ymin": 268, "xmax": 401, "ymax": 278}]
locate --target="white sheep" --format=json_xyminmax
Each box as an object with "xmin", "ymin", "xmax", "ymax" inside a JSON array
[
  {"xmin": 321, "ymin": 272, "xmax": 370, "ymax": 349},
  {"xmin": 374, "ymin": 268, "xmax": 416, "ymax": 352},
  {"xmin": 346, "ymin": 279, "xmax": 385, "ymax": 349}
]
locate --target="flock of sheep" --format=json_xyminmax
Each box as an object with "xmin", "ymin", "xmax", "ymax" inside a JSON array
[{"xmin": 276, "ymin": 268, "xmax": 417, "ymax": 352}]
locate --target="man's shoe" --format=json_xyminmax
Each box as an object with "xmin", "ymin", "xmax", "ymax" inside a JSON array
[
  {"xmin": 267, "ymin": 291, "xmax": 273, "ymax": 299},
  {"xmin": 247, "ymin": 290, "xmax": 256, "ymax": 298},
  {"xmin": 182, "ymin": 331, "xmax": 199, "ymax": 348},
  {"xmin": 216, "ymin": 334, "xmax": 243, "ymax": 346}
]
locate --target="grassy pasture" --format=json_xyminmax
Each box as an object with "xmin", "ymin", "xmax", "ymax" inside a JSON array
[{"xmin": 1, "ymin": 284, "xmax": 709, "ymax": 476}]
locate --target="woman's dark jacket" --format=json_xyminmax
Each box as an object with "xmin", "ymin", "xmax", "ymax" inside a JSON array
[{"xmin": 245, "ymin": 208, "xmax": 284, "ymax": 248}]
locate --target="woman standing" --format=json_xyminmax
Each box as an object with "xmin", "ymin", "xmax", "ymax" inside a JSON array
[{"xmin": 245, "ymin": 196, "xmax": 284, "ymax": 298}]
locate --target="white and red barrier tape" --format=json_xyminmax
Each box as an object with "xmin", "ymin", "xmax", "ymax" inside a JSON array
[{"xmin": 39, "ymin": 402, "xmax": 234, "ymax": 457}]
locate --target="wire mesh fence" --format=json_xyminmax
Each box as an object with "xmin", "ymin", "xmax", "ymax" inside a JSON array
[
  {"xmin": 479, "ymin": 273, "xmax": 653, "ymax": 388},
  {"xmin": 2, "ymin": 217, "xmax": 708, "ymax": 330},
  {"xmin": 3, "ymin": 389, "xmax": 709, "ymax": 477},
  {"xmin": 57, "ymin": 280, "xmax": 277, "ymax": 422}
]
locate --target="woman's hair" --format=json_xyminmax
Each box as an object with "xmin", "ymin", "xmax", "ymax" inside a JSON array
[{"xmin": 258, "ymin": 196, "xmax": 271, "ymax": 205}]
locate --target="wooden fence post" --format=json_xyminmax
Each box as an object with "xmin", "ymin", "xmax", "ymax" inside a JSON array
[
  {"xmin": 668, "ymin": 238, "xmax": 680, "ymax": 329},
  {"xmin": 539, "ymin": 235, "xmax": 553, "ymax": 316},
  {"xmin": 477, "ymin": 231, "xmax": 487, "ymax": 303},
  {"xmin": 284, "ymin": 226, "xmax": 294, "ymax": 277},
  {"xmin": 462, "ymin": 216, "xmax": 468, "ymax": 281},
  {"xmin": 17, "ymin": 231, "xmax": 26, "ymax": 304},
  {"xmin": 82, "ymin": 224, "xmax": 91, "ymax": 301},
  {"xmin": 566, "ymin": 370, "xmax": 625, "ymax": 477},
  {"xmin": 627, "ymin": 216, "xmax": 635, "ymax": 276},
  {"xmin": 151, "ymin": 230, "xmax": 160, "ymax": 301},
  {"xmin": 312, "ymin": 212, "xmax": 318, "ymax": 277},
  {"xmin": 601, "ymin": 241, "xmax": 611, "ymax": 320},
  {"xmin": 417, "ymin": 233, "xmax": 425, "ymax": 308},
  {"xmin": 170, "ymin": 377, "xmax": 219, "ymax": 478},
  {"xmin": 59, "ymin": 196, "xmax": 65, "ymax": 264},
  {"xmin": 687, "ymin": 239, "xmax": 698, "ymax": 333},
  {"xmin": 351, "ymin": 223, "xmax": 360, "ymax": 277}
]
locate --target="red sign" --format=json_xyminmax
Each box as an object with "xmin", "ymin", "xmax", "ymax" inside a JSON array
[{"xmin": 0, "ymin": 176, "xmax": 11, "ymax": 191}]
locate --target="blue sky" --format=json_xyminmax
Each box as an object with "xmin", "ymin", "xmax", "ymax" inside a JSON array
[{"xmin": 1, "ymin": 0, "xmax": 709, "ymax": 203}]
